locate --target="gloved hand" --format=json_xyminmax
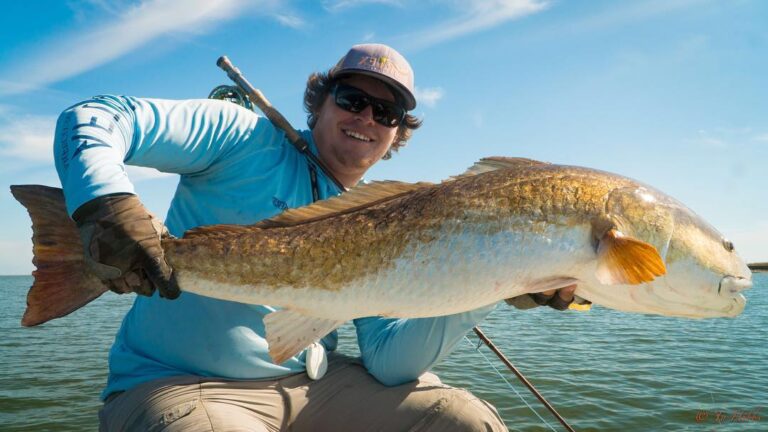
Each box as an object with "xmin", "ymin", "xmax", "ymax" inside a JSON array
[
  {"xmin": 73, "ymin": 193, "xmax": 180, "ymax": 299},
  {"xmin": 506, "ymin": 285, "xmax": 578, "ymax": 311}
]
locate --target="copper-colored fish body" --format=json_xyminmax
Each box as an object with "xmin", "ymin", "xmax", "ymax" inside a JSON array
[
  {"xmin": 12, "ymin": 157, "xmax": 752, "ymax": 362},
  {"xmin": 162, "ymin": 160, "xmax": 749, "ymax": 320}
]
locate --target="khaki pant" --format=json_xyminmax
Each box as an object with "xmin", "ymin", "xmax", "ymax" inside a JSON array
[{"xmin": 99, "ymin": 354, "xmax": 506, "ymax": 432}]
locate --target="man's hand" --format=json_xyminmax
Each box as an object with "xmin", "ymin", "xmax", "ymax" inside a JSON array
[
  {"xmin": 73, "ymin": 194, "xmax": 180, "ymax": 299},
  {"xmin": 505, "ymin": 285, "xmax": 577, "ymax": 311}
]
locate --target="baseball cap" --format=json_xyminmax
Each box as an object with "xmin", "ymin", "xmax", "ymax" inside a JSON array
[{"xmin": 330, "ymin": 44, "xmax": 416, "ymax": 111}]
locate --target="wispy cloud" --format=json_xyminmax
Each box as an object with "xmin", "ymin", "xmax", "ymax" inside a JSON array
[
  {"xmin": 688, "ymin": 127, "xmax": 767, "ymax": 149},
  {"xmin": 322, "ymin": 0, "xmax": 403, "ymax": 12},
  {"xmin": 69, "ymin": 0, "xmax": 137, "ymax": 20},
  {"xmin": 0, "ymin": 115, "xmax": 56, "ymax": 163},
  {"xmin": 691, "ymin": 129, "xmax": 728, "ymax": 149},
  {"xmin": 753, "ymin": 133, "xmax": 768, "ymax": 143},
  {"xmin": 0, "ymin": 0, "xmax": 285, "ymax": 96},
  {"xmin": 527, "ymin": 0, "xmax": 713, "ymax": 41},
  {"xmin": 414, "ymin": 87, "xmax": 445, "ymax": 108},
  {"xmin": 400, "ymin": 0, "xmax": 549, "ymax": 50},
  {"xmin": 579, "ymin": 0, "xmax": 712, "ymax": 32},
  {"xmin": 274, "ymin": 13, "xmax": 306, "ymax": 29},
  {"xmin": 0, "ymin": 112, "xmax": 173, "ymax": 181}
]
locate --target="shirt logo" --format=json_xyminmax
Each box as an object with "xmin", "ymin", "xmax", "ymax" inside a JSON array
[{"xmin": 272, "ymin": 197, "xmax": 288, "ymax": 211}]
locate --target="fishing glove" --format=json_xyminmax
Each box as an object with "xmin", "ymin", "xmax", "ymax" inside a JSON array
[{"xmin": 73, "ymin": 194, "xmax": 180, "ymax": 299}]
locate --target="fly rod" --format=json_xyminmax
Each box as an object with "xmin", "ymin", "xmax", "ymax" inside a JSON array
[
  {"xmin": 216, "ymin": 55, "xmax": 348, "ymax": 193},
  {"xmin": 473, "ymin": 326, "xmax": 577, "ymax": 432}
]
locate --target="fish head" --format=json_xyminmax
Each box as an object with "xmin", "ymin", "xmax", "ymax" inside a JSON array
[
  {"xmin": 588, "ymin": 185, "xmax": 751, "ymax": 318},
  {"xmin": 658, "ymin": 205, "xmax": 751, "ymax": 318}
]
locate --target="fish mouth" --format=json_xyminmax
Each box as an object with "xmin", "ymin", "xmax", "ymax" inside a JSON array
[
  {"xmin": 718, "ymin": 275, "xmax": 752, "ymax": 297},
  {"xmin": 710, "ymin": 275, "xmax": 749, "ymax": 318}
]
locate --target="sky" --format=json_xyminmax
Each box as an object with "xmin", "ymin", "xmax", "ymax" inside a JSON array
[{"xmin": 0, "ymin": 0, "xmax": 766, "ymax": 274}]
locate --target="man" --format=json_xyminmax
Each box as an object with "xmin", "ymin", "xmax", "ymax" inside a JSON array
[{"xmin": 54, "ymin": 43, "xmax": 574, "ymax": 431}]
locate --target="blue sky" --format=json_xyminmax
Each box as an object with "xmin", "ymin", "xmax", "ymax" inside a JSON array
[{"xmin": 0, "ymin": 0, "xmax": 766, "ymax": 274}]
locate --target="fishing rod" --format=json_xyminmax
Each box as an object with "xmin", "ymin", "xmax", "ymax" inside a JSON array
[
  {"xmin": 473, "ymin": 326, "xmax": 577, "ymax": 432},
  {"xmin": 215, "ymin": 55, "xmax": 348, "ymax": 193}
]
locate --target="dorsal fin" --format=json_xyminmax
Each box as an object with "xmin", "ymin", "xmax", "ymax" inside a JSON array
[
  {"xmin": 450, "ymin": 157, "xmax": 550, "ymax": 181},
  {"xmin": 256, "ymin": 180, "xmax": 430, "ymax": 229},
  {"xmin": 182, "ymin": 224, "xmax": 255, "ymax": 239}
]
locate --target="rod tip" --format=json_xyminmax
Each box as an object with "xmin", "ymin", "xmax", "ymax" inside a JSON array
[{"xmin": 216, "ymin": 56, "xmax": 229, "ymax": 68}]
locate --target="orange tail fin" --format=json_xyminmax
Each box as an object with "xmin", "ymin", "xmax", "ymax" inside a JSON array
[{"xmin": 10, "ymin": 185, "xmax": 108, "ymax": 326}]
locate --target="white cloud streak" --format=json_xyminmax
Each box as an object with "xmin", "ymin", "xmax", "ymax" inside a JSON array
[
  {"xmin": 274, "ymin": 13, "xmax": 306, "ymax": 29},
  {"xmin": 323, "ymin": 0, "xmax": 403, "ymax": 12},
  {"xmin": 692, "ymin": 129, "xmax": 727, "ymax": 149},
  {"xmin": 753, "ymin": 133, "xmax": 768, "ymax": 143},
  {"xmin": 0, "ymin": 0, "xmax": 255, "ymax": 96},
  {"xmin": 0, "ymin": 113, "xmax": 173, "ymax": 181},
  {"xmin": 525, "ymin": 0, "xmax": 714, "ymax": 42},
  {"xmin": 688, "ymin": 127, "xmax": 768, "ymax": 149},
  {"xmin": 0, "ymin": 115, "xmax": 57, "ymax": 163},
  {"xmin": 401, "ymin": 0, "xmax": 549, "ymax": 50},
  {"xmin": 414, "ymin": 86, "xmax": 445, "ymax": 108}
]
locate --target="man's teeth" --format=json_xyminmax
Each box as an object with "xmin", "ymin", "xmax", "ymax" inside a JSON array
[{"xmin": 344, "ymin": 130, "xmax": 372, "ymax": 142}]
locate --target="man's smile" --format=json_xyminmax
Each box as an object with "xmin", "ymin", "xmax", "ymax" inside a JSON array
[{"xmin": 343, "ymin": 128, "xmax": 373, "ymax": 142}]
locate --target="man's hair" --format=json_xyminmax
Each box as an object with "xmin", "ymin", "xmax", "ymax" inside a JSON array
[{"xmin": 303, "ymin": 71, "xmax": 422, "ymax": 160}]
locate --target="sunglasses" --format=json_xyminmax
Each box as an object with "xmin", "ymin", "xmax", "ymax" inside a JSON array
[{"xmin": 331, "ymin": 83, "xmax": 406, "ymax": 128}]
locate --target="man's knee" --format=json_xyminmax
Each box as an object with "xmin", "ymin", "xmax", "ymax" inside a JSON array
[{"xmin": 418, "ymin": 386, "xmax": 507, "ymax": 432}]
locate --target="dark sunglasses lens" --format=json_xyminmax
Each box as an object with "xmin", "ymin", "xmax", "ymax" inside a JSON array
[
  {"xmin": 371, "ymin": 101, "xmax": 404, "ymax": 127},
  {"xmin": 334, "ymin": 87, "xmax": 368, "ymax": 113},
  {"xmin": 334, "ymin": 85, "xmax": 405, "ymax": 127}
]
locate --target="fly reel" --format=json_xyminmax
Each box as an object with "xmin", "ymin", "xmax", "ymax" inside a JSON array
[{"xmin": 208, "ymin": 84, "xmax": 254, "ymax": 111}]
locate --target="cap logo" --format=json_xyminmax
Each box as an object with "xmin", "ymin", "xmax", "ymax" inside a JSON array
[
  {"xmin": 358, "ymin": 55, "xmax": 386, "ymax": 68},
  {"xmin": 357, "ymin": 55, "xmax": 406, "ymax": 76}
]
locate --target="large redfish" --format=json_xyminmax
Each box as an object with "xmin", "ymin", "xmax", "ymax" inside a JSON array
[{"xmin": 11, "ymin": 157, "xmax": 752, "ymax": 363}]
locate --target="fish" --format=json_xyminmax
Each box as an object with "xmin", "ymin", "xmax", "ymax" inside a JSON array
[{"xmin": 11, "ymin": 157, "xmax": 752, "ymax": 364}]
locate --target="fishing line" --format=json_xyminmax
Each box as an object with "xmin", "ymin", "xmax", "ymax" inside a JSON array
[{"xmin": 463, "ymin": 335, "xmax": 559, "ymax": 432}]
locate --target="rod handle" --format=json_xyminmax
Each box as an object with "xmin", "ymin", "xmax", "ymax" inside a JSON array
[{"xmin": 216, "ymin": 56, "xmax": 306, "ymax": 150}]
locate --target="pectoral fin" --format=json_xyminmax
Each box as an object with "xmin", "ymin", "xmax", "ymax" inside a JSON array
[
  {"xmin": 595, "ymin": 229, "xmax": 666, "ymax": 285},
  {"xmin": 263, "ymin": 309, "xmax": 345, "ymax": 365}
]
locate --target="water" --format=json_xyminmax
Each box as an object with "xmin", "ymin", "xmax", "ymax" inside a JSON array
[{"xmin": 1, "ymin": 275, "xmax": 766, "ymax": 431}]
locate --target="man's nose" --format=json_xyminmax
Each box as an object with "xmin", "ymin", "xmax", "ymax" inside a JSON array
[{"xmin": 355, "ymin": 105, "xmax": 375, "ymax": 124}]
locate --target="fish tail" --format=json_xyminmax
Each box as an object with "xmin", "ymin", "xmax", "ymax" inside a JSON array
[{"xmin": 10, "ymin": 185, "xmax": 108, "ymax": 326}]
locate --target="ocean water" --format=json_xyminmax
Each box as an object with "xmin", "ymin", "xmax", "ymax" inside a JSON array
[{"xmin": 0, "ymin": 274, "xmax": 765, "ymax": 431}]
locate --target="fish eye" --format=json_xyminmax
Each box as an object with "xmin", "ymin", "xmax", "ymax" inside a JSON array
[{"xmin": 722, "ymin": 238, "xmax": 734, "ymax": 252}]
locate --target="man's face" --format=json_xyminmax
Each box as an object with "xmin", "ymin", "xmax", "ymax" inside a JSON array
[{"xmin": 312, "ymin": 75, "xmax": 400, "ymax": 187}]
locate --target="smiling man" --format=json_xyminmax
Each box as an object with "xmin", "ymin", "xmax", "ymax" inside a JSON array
[{"xmin": 55, "ymin": 44, "xmax": 511, "ymax": 431}]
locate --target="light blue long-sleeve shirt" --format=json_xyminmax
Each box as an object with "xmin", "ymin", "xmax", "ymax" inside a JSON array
[{"xmin": 53, "ymin": 95, "xmax": 495, "ymax": 400}]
